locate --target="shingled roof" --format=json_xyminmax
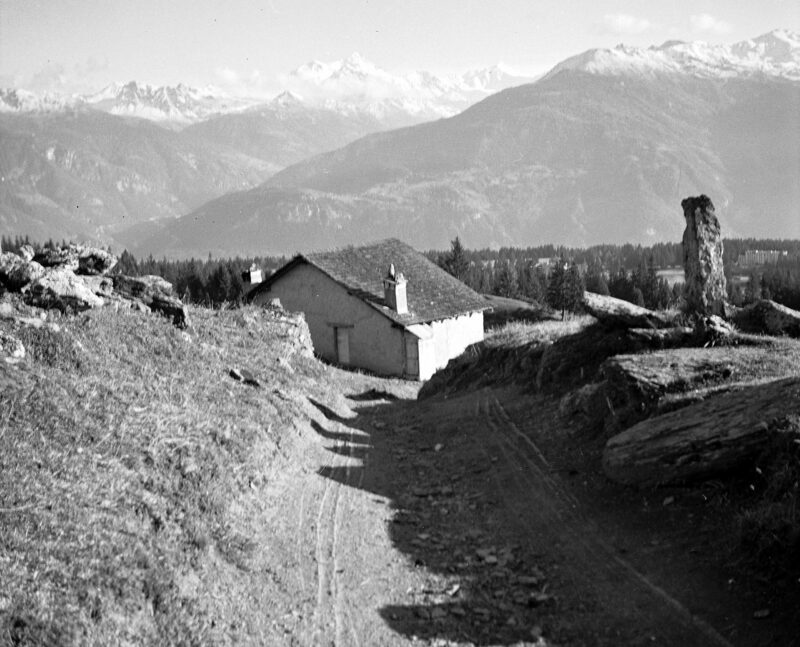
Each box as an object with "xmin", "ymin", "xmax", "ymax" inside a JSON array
[{"xmin": 250, "ymin": 238, "xmax": 489, "ymax": 326}]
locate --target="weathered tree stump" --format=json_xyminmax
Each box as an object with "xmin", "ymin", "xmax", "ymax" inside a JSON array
[
  {"xmin": 681, "ymin": 195, "xmax": 727, "ymax": 316},
  {"xmin": 603, "ymin": 377, "xmax": 800, "ymax": 486}
]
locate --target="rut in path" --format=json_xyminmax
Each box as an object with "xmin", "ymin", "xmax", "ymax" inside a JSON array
[
  {"xmin": 474, "ymin": 390, "xmax": 732, "ymax": 647},
  {"xmin": 311, "ymin": 427, "xmax": 365, "ymax": 646}
]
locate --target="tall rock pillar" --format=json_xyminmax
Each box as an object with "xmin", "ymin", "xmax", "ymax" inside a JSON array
[{"xmin": 681, "ymin": 195, "xmax": 727, "ymax": 316}]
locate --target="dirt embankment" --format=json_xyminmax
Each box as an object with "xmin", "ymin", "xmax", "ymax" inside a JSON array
[{"xmin": 0, "ymin": 303, "xmax": 365, "ymax": 645}]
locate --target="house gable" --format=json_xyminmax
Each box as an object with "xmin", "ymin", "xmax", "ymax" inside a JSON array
[
  {"xmin": 249, "ymin": 238, "xmax": 489, "ymax": 326},
  {"xmin": 251, "ymin": 262, "xmax": 407, "ymax": 376}
]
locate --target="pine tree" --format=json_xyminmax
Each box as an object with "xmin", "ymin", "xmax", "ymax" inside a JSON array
[
  {"xmin": 494, "ymin": 261, "xmax": 519, "ymax": 298},
  {"xmin": 547, "ymin": 260, "xmax": 584, "ymax": 320},
  {"xmin": 439, "ymin": 236, "xmax": 470, "ymax": 281}
]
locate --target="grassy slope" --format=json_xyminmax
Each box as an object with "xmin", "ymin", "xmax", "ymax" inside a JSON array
[{"xmin": 0, "ymin": 305, "xmax": 357, "ymax": 646}]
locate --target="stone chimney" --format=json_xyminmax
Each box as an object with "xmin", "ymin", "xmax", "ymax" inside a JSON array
[
  {"xmin": 242, "ymin": 263, "xmax": 262, "ymax": 285},
  {"xmin": 383, "ymin": 265, "xmax": 408, "ymax": 315},
  {"xmin": 681, "ymin": 195, "xmax": 727, "ymax": 316}
]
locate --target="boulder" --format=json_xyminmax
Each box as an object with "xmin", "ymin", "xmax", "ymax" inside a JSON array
[
  {"xmin": 583, "ymin": 291, "xmax": 674, "ymax": 329},
  {"xmin": 681, "ymin": 195, "xmax": 727, "ymax": 316},
  {"xmin": 113, "ymin": 274, "xmax": 188, "ymax": 328},
  {"xmin": 27, "ymin": 268, "xmax": 105, "ymax": 312},
  {"xmin": 113, "ymin": 274, "xmax": 174, "ymax": 300},
  {"xmin": 732, "ymin": 299, "xmax": 800, "ymax": 337},
  {"xmin": 18, "ymin": 245, "xmax": 35, "ymax": 262},
  {"xmin": 0, "ymin": 253, "xmax": 46, "ymax": 291},
  {"xmin": 77, "ymin": 247, "xmax": 118, "ymax": 275},
  {"xmin": 695, "ymin": 314, "xmax": 735, "ymax": 344},
  {"xmin": 33, "ymin": 246, "xmax": 79, "ymax": 271},
  {"xmin": 603, "ymin": 377, "xmax": 800, "ymax": 486},
  {"xmin": 81, "ymin": 274, "xmax": 115, "ymax": 297},
  {"xmin": 151, "ymin": 293, "xmax": 190, "ymax": 329}
]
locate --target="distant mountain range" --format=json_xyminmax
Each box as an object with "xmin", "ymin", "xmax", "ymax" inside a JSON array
[
  {"xmin": 282, "ymin": 53, "xmax": 534, "ymax": 122},
  {"xmin": 136, "ymin": 30, "xmax": 800, "ymax": 258},
  {"xmin": 546, "ymin": 29, "xmax": 800, "ymax": 80},
  {"xmin": 0, "ymin": 56, "xmax": 531, "ymax": 246},
  {"xmin": 1, "ymin": 33, "xmax": 799, "ymax": 257},
  {"xmin": 0, "ymin": 55, "xmax": 532, "ymax": 125}
]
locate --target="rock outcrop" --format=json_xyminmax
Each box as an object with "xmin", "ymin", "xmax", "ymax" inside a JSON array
[
  {"xmin": 681, "ymin": 195, "xmax": 727, "ymax": 316},
  {"xmin": 113, "ymin": 275, "xmax": 189, "ymax": 328},
  {"xmin": 0, "ymin": 245, "xmax": 189, "ymax": 328},
  {"xmin": 583, "ymin": 292, "xmax": 675, "ymax": 329},
  {"xmin": 0, "ymin": 253, "xmax": 46, "ymax": 291},
  {"xmin": 732, "ymin": 299, "xmax": 800, "ymax": 338},
  {"xmin": 603, "ymin": 377, "xmax": 800, "ymax": 486},
  {"xmin": 27, "ymin": 268, "xmax": 105, "ymax": 311}
]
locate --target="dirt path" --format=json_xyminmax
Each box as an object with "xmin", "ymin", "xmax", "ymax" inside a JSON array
[{"xmin": 257, "ymin": 380, "xmax": 793, "ymax": 646}]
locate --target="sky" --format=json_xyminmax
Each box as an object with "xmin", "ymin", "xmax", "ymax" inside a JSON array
[{"xmin": 1, "ymin": 0, "xmax": 799, "ymax": 96}]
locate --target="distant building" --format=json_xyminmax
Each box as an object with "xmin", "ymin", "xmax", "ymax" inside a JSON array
[
  {"xmin": 247, "ymin": 239, "xmax": 489, "ymax": 381},
  {"xmin": 736, "ymin": 249, "xmax": 788, "ymax": 266}
]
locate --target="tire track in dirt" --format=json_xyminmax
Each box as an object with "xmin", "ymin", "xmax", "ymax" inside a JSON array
[
  {"xmin": 311, "ymin": 423, "xmax": 365, "ymax": 646},
  {"xmin": 475, "ymin": 389, "xmax": 732, "ymax": 646},
  {"xmin": 333, "ymin": 428, "xmax": 364, "ymax": 647}
]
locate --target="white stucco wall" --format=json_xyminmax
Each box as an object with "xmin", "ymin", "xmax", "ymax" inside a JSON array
[
  {"xmin": 252, "ymin": 264, "xmax": 407, "ymax": 377},
  {"xmin": 428, "ymin": 311, "xmax": 484, "ymax": 370},
  {"xmin": 410, "ymin": 311, "xmax": 484, "ymax": 380}
]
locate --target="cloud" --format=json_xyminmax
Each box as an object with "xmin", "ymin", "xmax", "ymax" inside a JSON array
[
  {"xmin": 213, "ymin": 66, "xmax": 278, "ymax": 98},
  {"xmin": 690, "ymin": 13, "xmax": 733, "ymax": 35},
  {"xmin": 602, "ymin": 14, "xmax": 652, "ymax": 35},
  {"xmin": 24, "ymin": 57, "xmax": 112, "ymax": 94},
  {"xmin": 28, "ymin": 62, "xmax": 68, "ymax": 92},
  {"xmin": 215, "ymin": 67, "xmax": 240, "ymax": 84}
]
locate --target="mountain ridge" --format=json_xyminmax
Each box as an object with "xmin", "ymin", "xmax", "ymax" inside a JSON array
[
  {"xmin": 1, "ymin": 55, "xmax": 533, "ymax": 125},
  {"xmin": 137, "ymin": 43, "xmax": 800, "ymax": 258}
]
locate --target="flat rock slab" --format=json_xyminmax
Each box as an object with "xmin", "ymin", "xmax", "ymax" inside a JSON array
[
  {"xmin": 603, "ymin": 377, "xmax": 800, "ymax": 486},
  {"xmin": 733, "ymin": 299, "xmax": 800, "ymax": 337},
  {"xmin": 583, "ymin": 292, "xmax": 674, "ymax": 329}
]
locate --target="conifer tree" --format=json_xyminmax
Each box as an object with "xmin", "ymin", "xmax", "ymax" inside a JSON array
[{"xmin": 547, "ymin": 260, "xmax": 584, "ymax": 320}]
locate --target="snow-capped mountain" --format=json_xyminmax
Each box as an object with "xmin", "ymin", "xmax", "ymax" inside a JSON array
[
  {"xmin": 83, "ymin": 81, "xmax": 256, "ymax": 122},
  {"xmin": 284, "ymin": 53, "xmax": 534, "ymax": 119},
  {"xmin": 143, "ymin": 29, "xmax": 800, "ymax": 258},
  {"xmin": 0, "ymin": 88, "xmax": 79, "ymax": 113},
  {"xmin": 1, "ymin": 56, "xmax": 532, "ymax": 125},
  {"xmin": 546, "ymin": 29, "xmax": 800, "ymax": 80}
]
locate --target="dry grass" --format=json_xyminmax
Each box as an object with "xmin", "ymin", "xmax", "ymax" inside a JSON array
[
  {"xmin": 0, "ymin": 304, "xmax": 358, "ymax": 645},
  {"xmin": 485, "ymin": 315, "xmax": 594, "ymax": 349},
  {"xmin": 735, "ymin": 416, "xmax": 800, "ymax": 571}
]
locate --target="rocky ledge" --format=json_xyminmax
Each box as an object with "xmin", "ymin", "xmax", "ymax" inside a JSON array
[{"xmin": 0, "ymin": 244, "xmax": 189, "ymax": 328}]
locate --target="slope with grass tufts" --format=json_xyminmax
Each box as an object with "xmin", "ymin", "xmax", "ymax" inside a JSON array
[{"xmin": 0, "ymin": 304, "xmax": 359, "ymax": 644}]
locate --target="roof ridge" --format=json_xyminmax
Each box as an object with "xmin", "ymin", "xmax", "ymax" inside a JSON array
[{"xmin": 251, "ymin": 238, "xmax": 489, "ymax": 326}]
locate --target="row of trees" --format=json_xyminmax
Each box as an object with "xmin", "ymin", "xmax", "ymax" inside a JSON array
[
  {"xmin": 116, "ymin": 251, "xmax": 286, "ymax": 305},
  {"xmin": 435, "ymin": 237, "xmax": 675, "ymax": 316},
  {"xmin": 4, "ymin": 233, "xmax": 800, "ymax": 313},
  {"xmin": 730, "ymin": 261, "xmax": 800, "ymax": 311}
]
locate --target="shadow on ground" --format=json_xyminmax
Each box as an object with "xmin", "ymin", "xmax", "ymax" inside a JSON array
[
  {"xmin": 308, "ymin": 385, "xmax": 800, "ymax": 647},
  {"xmin": 310, "ymin": 391, "xmax": 569, "ymax": 646}
]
